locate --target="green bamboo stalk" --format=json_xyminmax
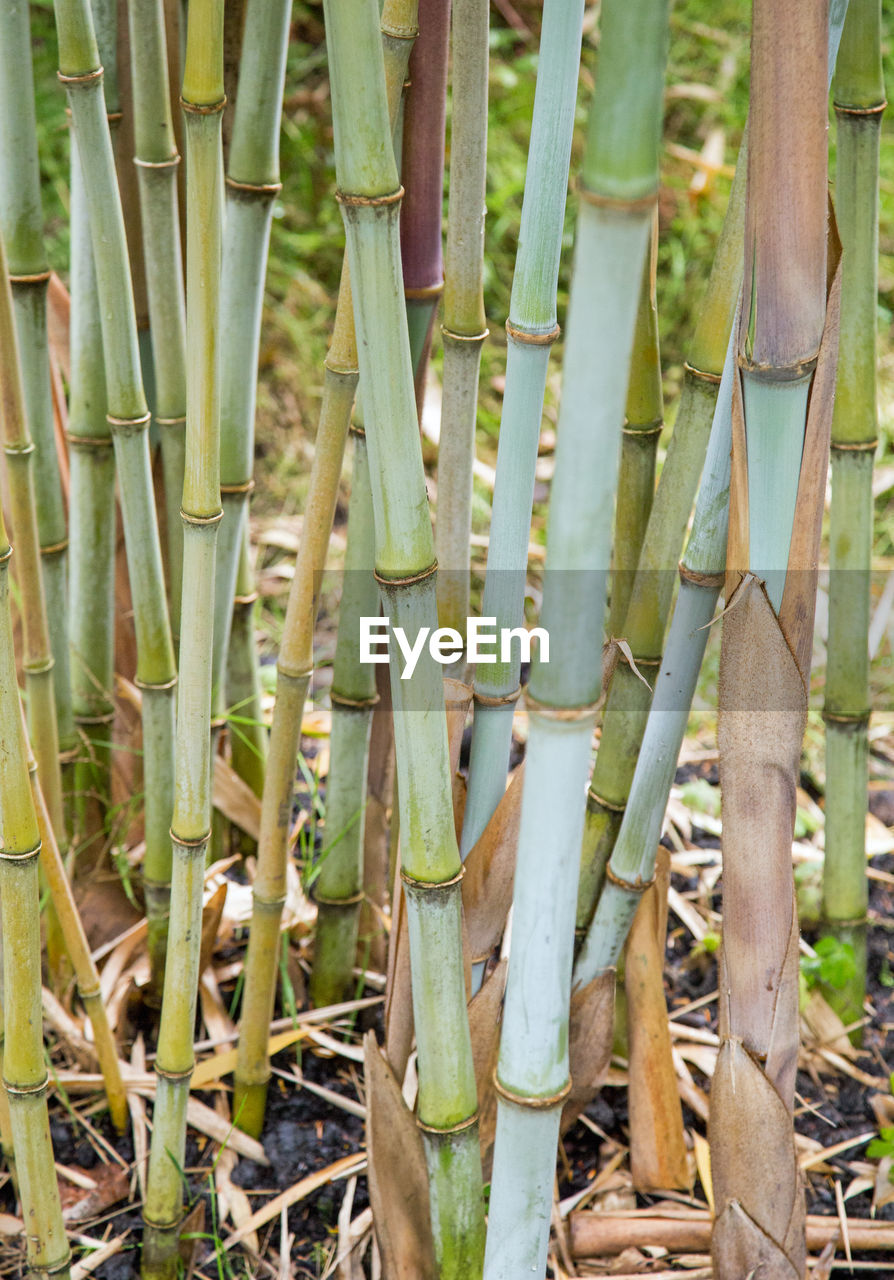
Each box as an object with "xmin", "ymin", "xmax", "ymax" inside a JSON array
[
  {"xmin": 226, "ymin": 528, "xmax": 267, "ymax": 805},
  {"xmin": 54, "ymin": 0, "xmax": 178, "ymax": 996},
  {"xmin": 68, "ymin": 136, "xmax": 117, "ymax": 850},
  {"xmin": 211, "ymin": 0, "xmax": 291, "ymax": 742},
  {"xmin": 460, "ymin": 0, "xmax": 585, "ymax": 858},
  {"xmin": 400, "ymin": 0, "xmax": 450, "ymax": 401},
  {"xmin": 575, "ymin": 155, "xmax": 745, "ymax": 931},
  {"xmin": 607, "ymin": 217, "xmax": 663, "ymax": 640},
  {"xmin": 309, "ymin": 434, "xmax": 379, "ymax": 1007},
  {"xmin": 128, "ymin": 0, "xmax": 188, "ymax": 643},
  {"xmin": 0, "ymin": 0, "xmax": 76, "ymax": 791},
  {"xmin": 323, "ymin": 0, "xmax": 486, "ymax": 1271},
  {"xmin": 709, "ymin": 2, "xmax": 831, "ymax": 1274},
  {"xmin": 483, "ymin": 1, "xmax": 667, "ymax": 1273},
  {"xmin": 0, "ymin": 465, "xmax": 70, "ymax": 1280},
  {"xmin": 232, "ymin": 0, "xmax": 417, "ymax": 1139},
  {"xmin": 822, "ymin": 0, "xmax": 883, "ymax": 1033},
  {"xmin": 142, "ymin": 5, "xmax": 225, "ymax": 1273},
  {"xmin": 434, "ymin": 0, "xmax": 488, "ymax": 666}
]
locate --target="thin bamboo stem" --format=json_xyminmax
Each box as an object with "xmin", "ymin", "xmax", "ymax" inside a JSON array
[
  {"xmin": 323, "ymin": 0, "xmax": 486, "ymax": 1270},
  {"xmin": 226, "ymin": 528, "xmax": 267, "ymax": 805},
  {"xmin": 460, "ymin": 0, "xmax": 585, "ymax": 858},
  {"xmin": 435, "ymin": 0, "xmax": 488, "ymax": 664},
  {"xmin": 483, "ymin": 0, "xmax": 668, "ymax": 1272},
  {"xmin": 232, "ymin": 0, "xmax": 418, "ymax": 1140},
  {"xmin": 822, "ymin": 0, "xmax": 884, "ymax": 1032},
  {"xmin": 309, "ymin": 434, "xmax": 379, "ymax": 1007},
  {"xmin": 142, "ymin": 5, "xmax": 225, "ymax": 1275},
  {"xmin": 0, "ymin": 456, "xmax": 69, "ymax": 1280}
]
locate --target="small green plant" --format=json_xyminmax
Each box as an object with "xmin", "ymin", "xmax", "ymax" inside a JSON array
[{"xmin": 800, "ymin": 936, "xmax": 858, "ymax": 992}]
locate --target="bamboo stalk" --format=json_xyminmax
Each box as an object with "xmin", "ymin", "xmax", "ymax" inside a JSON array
[
  {"xmin": 607, "ymin": 216, "xmax": 663, "ymax": 640},
  {"xmin": 226, "ymin": 528, "xmax": 267, "ymax": 805},
  {"xmin": 232, "ymin": 0, "xmax": 418, "ymax": 1140},
  {"xmin": 142, "ymin": 4, "xmax": 225, "ymax": 1273},
  {"xmin": 211, "ymin": 0, "xmax": 291, "ymax": 757},
  {"xmin": 54, "ymin": 0, "xmax": 178, "ymax": 1001},
  {"xmin": 434, "ymin": 0, "xmax": 488, "ymax": 667},
  {"xmin": 575, "ymin": 156, "xmax": 744, "ymax": 931},
  {"xmin": 128, "ymin": 0, "xmax": 188, "ymax": 645},
  {"xmin": 709, "ymin": 3, "xmax": 833, "ymax": 1275},
  {"xmin": 322, "ymin": 0, "xmax": 486, "ymax": 1270},
  {"xmin": 0, "ymin": 442, "xmax": 70, "ymax": 1280},
  {"xmin": 400, "ymin": 0, "xmax": 450, "ymax": 401},
  {"xmin": 822, "ymin": 0, "xmax": 884, "ymax": 1033},
  {"xmin": 309, "ymin": 434, "xmax": 379, "ymax": 1007},
  {"xmin": 482, "ymin": 2, "xmax": 668, "ymax": 1273},
  {"xmin": 460, "ymin": 0, "xmax": 585, "ymax": 858},
  {"xmin": 0, "ymin": 0, "xmax": 76, "ymax": 791}
]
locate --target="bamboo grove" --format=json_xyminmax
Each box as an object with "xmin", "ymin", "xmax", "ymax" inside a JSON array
[{"xmin": 0, "ymin": 0, "xmax": 887, "ymax": 1276}]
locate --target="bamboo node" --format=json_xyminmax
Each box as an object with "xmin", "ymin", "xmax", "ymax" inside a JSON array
[
  {"xmin": 180, "ymin": 508, "xmax": 224, "ymax": 527},
  {"xmin": 417, "ymin": 1112, "xmax": 478, "ymax": 1136},
  {"xmin": 822, "ymin": 708, "xmax": 871, "ymax": 727},
  {"xmin": 225, "ymin": 176, "xmax": 282, "ymax": 196},
  {"xmin": 336, "ymin": 186, "xmax": 404, "ymax": 209},
  {"xmin": 441, "ymin": 325, "xmax": 489, "ymax": 344},
  {"xmin": 3, "ymin": 441, "xmax": 35, "ymax": 458},
  {"xmin": 0, "ymin": 548, "xmax": 11, "ymax": 567},
  {"xmin": 401, "ymin": 865, "xmax": 464, "ymax": 891},
  {"xmin": 349, "ymin": 422, "xmax": 366, "ymax": 438},
  {"xmin": 525, "ymin": 691, "xmax": 600, "ymax": 722},
  {"xmin": 3, "ymin": 1076, "xmax": 48, "ymax": 1097},
  {"xmin": 74, "ymin": 710, "xmax": 115, "ymax": 726},
  {"xmin": 57, "ymin": 67, "xmax": 104, "ymax": 86},
  {"xmin": 405, "ymin": 282, "xmax": 444, "ymax": 301},
  {"xmin": 738, "ymin": 353, "xmax": 818, "ymax": 381},
  {"xmin": 622, "ymin": 418, "xmax": 663, "ymax": 438},
  {"xmin": 505, "ymin": 320, "xmax": 560, "ymax": 347},
  {"xmin": 25, "ymin": 657, "xmax": 54, "ymax": 676},
  {"xmin": 577, "ymin": 181, "xmax": 657, "ymax": 213},
  {"xmin": 220, "ymin": 478, "xmax": 255, "ymax": 495},
  {"xmin": 492, "ymin": 1071, "xmax": 571, "ymax": 1110},
  {"xmin": 474, "ymin": 686, "xmax": 521, "ymax": 708},
  {"xmin": 44, "ymin": 1253, "xmax": 74, "ymax": 1276},
  {"xmin": 587, "ymin": 787, "xmax": 626, "ymax": 815},
  {"xmin": 380, "ymin": 20, "xmax": 419, "ymax": 38},
  {"xmin": 604, "ymin": 863, "xmax": 655, "ymax": 893},
  {"xmin": 313, "ymin": 888, "xmax": 365, "ymax": 907},
  {"xmin": 233, "ymin": 591, "xmax": 259, "ymax": 607},
  {"xmin": 330, "ymin": 690, "xmax": 380, "ymax": 711},
  {"xmin": 8, "ymin": 270, "xmax": 51, "ymax": 285},
  {"xmin": 324, "ymin": 358, "xmax": 359, "ymax": 379},
  {"xmin": 0, "ymin": 840, "xmax": 41, "ymax": 866},
  {"xmin": 834, "ymin": 99, "xmax": 887, "ymax": 117},
  {"xmin": 134, "ymin": 155, "xmax": 181, "ymax": 171},
  {"xmin": 179, "ymin": 95, "xmax": 227, "ymax": 116},
  {"xmin": 107, "ymin": 411, "xmax": 152, "ymax": 434},
  {"xmin": 66, "ymin": 431, "xmax": 113, "ymax": 449},
  {"xmin": 40, "ymin": 538, "xmax": 69, "ymax": 557},
  {"xmin": 374, "ymin": 560, "xmax": 438, "ymax": 588},
  {"xmin": 830, "ymin": 438, "xmax": 878, "ymax": 453},
  {"xmin": 678, "ymin": 561, "xmax": 725, "ymax": 588},
  {"xmin": 106, "ymin": 111, "xmax": 123, "ymax": 124},
  {"xmin": 683, "ymin": 360, "xmax": 723, "ymax": 385},
  {"xmin": 170, "ymin": 829, "xmax": 211, "ymax": 850},
  {"xmin": 211, "ymin": 715, "xmax": 228, "ymax": 732},
  {"xmin": 135, "ymin": 675, "xmax": 178, "ymax": 692},
  {"xmin": 154, "ymin": 1063, "xmax": 195, "ymax": 1083},
  {"xmin": 155, "ymin": 415, "xmax": 187, "ymax": 427},
  {"xmin": 58, "ymin": 745, "xmax": 81, "ymax": 764}
]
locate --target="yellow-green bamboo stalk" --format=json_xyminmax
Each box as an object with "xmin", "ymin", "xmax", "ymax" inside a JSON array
[
  {"xmin": 226, "ymin": 529, "xmax": 267, "ymax": 805},
  {"xmin": 309, "ymin": 432, "xmax": 379, "ymax": 1007},
  {"xmin": 128, "ymin": 0, "xmax": 188, "ymax": 647},
  {"xmin": 54, "ymin": 0, "xmax": 178, "ymax": 991},
  {"xmin": 607, "ymin": 215, "xmax": 663, "ymax": 640},
  {"xmin": 323, "ymin": 0, "xmax": 485, "ymax": 1270},
  {"xmin": 822, "ymin": 0, "xmax": 884, "ymax": 1033},
  {"xmin": 0, "ymin": 0, "xmax": 76, "ymax": 793},
  {"xmin": 435, "ymin": 0, "xmax": 489, "ymax": 663},
  {"xmin": 232, "ymin": 0, "xmax": 418, "ymax": 1139},
  {"xmin": 0, "ymin": 233, "xmax": 67, "ymax": 912},
  {"xmin": 0, "ymin": 469, "xmax": 69, "ymax": 1280},
  {"xmin": 142, "ymin": 5, "xmax": 225, "ymax": 1274},
  {"xmin": 709, "ymin": 3, "xmax": 832, "ymax": 1275}
]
